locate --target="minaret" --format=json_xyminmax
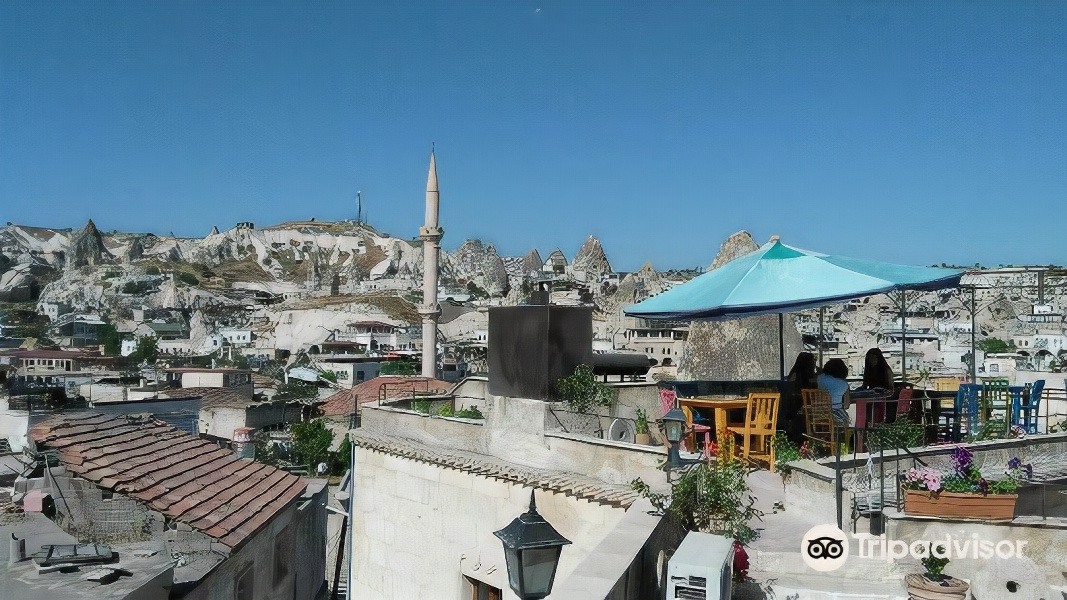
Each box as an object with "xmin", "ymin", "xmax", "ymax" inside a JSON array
[{"xmin": 419, "ymin": 150, "xmax": 444, "ymax": 378}]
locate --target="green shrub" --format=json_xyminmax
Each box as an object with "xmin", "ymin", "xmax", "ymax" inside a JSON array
[
  {"xmin": 121, "ymin": 280, "xmax": 153, "ymax": 295},
  {"xmin": 866, "ymin": 420, "xmax": 925, "ymax": 452},
  {"xmin": 380, "ymin": 360, "xmax": 417, "ymax": 375},
  {"xmin": 455, "ymin": 405, "xmax": 484, "ymax": 419},
  {"xmin": 771, "ymin": 432, "xmax": 802, "ymax": 472},
  {"xmin": 632, "ymin": 458, "xmax": 763, "ymax": 546},
  {"xmin": 145, "ymin": 265, "xmax": 161, "ymax": 275},
  {"xmin": 177, "ymin": 272, "xmax": 199, "ymax": 286},
  {"xmin": 635, "ymin": 408, "xmax": 649, "ymax": 434},
  {"xmin": 556, "ymin": 364, "xmax": 613, "ymax": 413}
]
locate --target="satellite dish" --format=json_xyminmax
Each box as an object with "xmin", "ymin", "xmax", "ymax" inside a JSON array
[{"xmin": 607, "ymin": 418, "xmax": 636, "ymax": 444}]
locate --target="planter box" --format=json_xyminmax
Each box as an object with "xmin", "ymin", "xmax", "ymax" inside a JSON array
[{"xmin": 904, "ymin": 489, "xmax": 1018, "ymax": 520}]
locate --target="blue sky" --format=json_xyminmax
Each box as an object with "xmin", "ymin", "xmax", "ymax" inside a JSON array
[{"xmin": 2, "ymin": 1, "xmax": 1064, "ymax": 271}]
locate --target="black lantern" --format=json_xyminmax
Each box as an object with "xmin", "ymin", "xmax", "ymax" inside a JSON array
[
  {"xmin": 661, "ymin": 405, "xmax": 687, "ymax": 468},
  {"xmin": 493, "ymin": 491, "xmax": 572, "ymax": 600}
]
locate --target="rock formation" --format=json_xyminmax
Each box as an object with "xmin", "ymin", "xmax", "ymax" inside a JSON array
[
  {"xmin": 447, "ymin": 239, "xmax": 509, "ymax": 296},
  {"xmin": 679, "ymin": 231, "xmax": 803, "ymax": 381},
  {"xmin": 125, "ymin": 236, "xmax": 145, "ymax": 262},
  {"xmin": 68, "ymin": 219, "xmax": 113, "ymax": 268},
  {"xmin": 572, "ymin": 235, "xmax": 612, "ymax": 282}
]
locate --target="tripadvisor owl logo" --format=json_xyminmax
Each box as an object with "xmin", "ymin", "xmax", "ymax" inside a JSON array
[{"xmin": 801, "ymin": 524, "xmax": 849, "ymax": 572}]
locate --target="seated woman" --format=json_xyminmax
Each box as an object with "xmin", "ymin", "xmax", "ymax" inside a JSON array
[
  {"xmin": 861, "ymin": 348, "xmax": 895, "ymax": 392},
  {"xmin": 785, "ymin": 352, "xmax": 818, "ymax": 440},
  {"xmin": 817, "ymin": 358, "xmax": 852, "ymax": 427}
]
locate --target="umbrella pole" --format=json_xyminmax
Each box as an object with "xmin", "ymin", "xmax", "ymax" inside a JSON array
[
  {"xmin": 900, "ymin": 292, "xmax": 907, "ymax": 386},
  {"xmin": 970, "ymin": 287, "xmax": 977, "ymax": 383},
  {"xmin": 779, "ymin": 313, "xmax": 785, "ymax": 380},
  {"xmin": 818, "ymin": 307, "xmax": 825, "ymax": 368}
]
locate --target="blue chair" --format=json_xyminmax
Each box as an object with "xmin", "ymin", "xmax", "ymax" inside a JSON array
[
  {"xmin": 1013, "ymin": 380, "xmax": 1045, "ymax": 434},
  {"xmin": 955, "ymin": 384, "xmax": 981, "ymax": 439}
]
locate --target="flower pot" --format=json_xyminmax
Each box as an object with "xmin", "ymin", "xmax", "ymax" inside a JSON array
[
  {"xmin": 904, "ymin": 489, "xmax": 1018, "ymax": 521},
  {"xmin": 635, "ymin": 433, "xmax": 650, "ymax": 445},
  {"xmin": 904, "ymin": 573, "xmax": 969, "ymax": 600}
]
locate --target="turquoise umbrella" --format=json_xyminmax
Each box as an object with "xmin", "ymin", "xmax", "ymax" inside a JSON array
[{"xmin": 625, "ymin": 238, "xmax": 963, "ymax": 378}]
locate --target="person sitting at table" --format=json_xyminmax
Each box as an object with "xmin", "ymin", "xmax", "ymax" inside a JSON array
[
  {"xmin": 817, "ymin": 358, "xmax": 852, "ymax": 426},
  {"xmin": 785, "ymin": 352, "xmax": 818, "ymax": 440},
  {"xmin": 861, "ymin": 348, "xmax": 895, "ymax": 392}
]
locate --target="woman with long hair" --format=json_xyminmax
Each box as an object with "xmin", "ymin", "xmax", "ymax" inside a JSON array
[{"xmin": 861, "ymin": 348, "xmax": 895, "ymax": 391}]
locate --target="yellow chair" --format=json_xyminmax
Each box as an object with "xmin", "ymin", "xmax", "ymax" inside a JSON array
[
  {"xmin": 802, "ymin": 388, "xmax": 831, "ymax": 409},
  {"xmin": 933, "ymin": 377, "xmax": 960, "ymax": 393},
  {"xmin": 728, "ymin": 393, "xmax": 780, "ymax": 471}
]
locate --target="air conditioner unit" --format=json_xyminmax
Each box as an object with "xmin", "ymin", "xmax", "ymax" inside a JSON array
[{"xmin": 666, "ymin": 531, "xmax": 734, "ymax": 600}]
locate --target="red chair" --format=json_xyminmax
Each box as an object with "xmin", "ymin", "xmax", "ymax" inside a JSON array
[{"xmin": 896, "ymin": 387, "xmax": 914, "ymax": 419}]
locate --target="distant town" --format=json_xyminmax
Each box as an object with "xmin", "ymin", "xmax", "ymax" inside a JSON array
[{"xmin": 2, "ymin": 157, "xmax": 1065, "ymax": 599}]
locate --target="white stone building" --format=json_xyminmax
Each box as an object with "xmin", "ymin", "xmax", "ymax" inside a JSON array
[{"xmin": 348, "ymin": 381, "xmax": 675, "ymax": 600}]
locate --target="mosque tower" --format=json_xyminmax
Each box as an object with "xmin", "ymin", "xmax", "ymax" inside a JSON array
[{"xmin": 419, "ymin": 150, "xmax": 443, "ymax": 378}]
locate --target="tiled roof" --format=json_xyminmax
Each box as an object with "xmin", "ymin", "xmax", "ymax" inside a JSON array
[
  {"xmin": 160, "ymin": 385, "xmax": 259, "ymax": 408},
  {"xmin": 353, "ymin": 430, "xmax": 640, "ymax": 508},
  {"xmin": 30, "ymin": 413, "xmax": 307, "ymax": 551},
  {"xmin": 320, "ymin": 376, "xmax": 451, "ymax": 417}
]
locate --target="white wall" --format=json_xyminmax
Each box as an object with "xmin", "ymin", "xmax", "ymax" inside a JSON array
[{"xmin": 350, "ymin": 447, "xmax": 627, "ymax": 600}]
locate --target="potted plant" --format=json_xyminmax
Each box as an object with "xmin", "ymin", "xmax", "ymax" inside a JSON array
[
  {"xmin": 902, "ymin": 447, "xmax": 1027, "ymax": 521},
  {"xmin": 634, "ymin": 408, "xmax": 650, "ymax": 445},
  {"xmin": 904, "ymin": 544, "xmax": 969, "ymax": 599}
]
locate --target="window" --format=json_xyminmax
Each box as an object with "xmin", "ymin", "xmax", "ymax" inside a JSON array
[
  {"xmin": 465, "ymin": 577, "xmax": 502, "ymax": 600},
  {"xmin": 235, "ymin": 564, "xmax": 254, "ymax": 600}
]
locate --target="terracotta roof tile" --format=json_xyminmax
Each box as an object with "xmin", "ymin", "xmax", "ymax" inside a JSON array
[
  {"xmin": 320, "ymin": 376, "xmax": 452, "ymax": 416},
  {"xmin": 31, "ymin": 413, "xmax": 307, "ymax": 551}
]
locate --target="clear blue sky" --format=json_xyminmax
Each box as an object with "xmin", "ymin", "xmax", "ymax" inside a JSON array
[{"xmin": 2, "ymin": 1, "xmax": 1064, "ymax": 271}]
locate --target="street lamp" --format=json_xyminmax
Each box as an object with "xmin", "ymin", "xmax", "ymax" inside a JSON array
[
  {"xmin": 493, "ymin": 491, "xmax": 572, "ymax": 600},
  {"xmin": 661, "ymin": 404, "xmax": 687, "ymax": 468}
]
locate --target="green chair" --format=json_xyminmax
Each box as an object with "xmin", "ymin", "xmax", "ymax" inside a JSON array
[{"xmin": 981, "ymin": 378, "xmax": 1011, "ymax": 436}]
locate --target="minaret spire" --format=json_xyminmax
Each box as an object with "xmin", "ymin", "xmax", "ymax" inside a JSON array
[{"xmin": 418, "ymin": 147, "xmax": 444, "ymax": 378}]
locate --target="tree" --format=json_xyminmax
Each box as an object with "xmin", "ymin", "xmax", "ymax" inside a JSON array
[
  {"xmin": 99, "ymin": 320, "xmax": 122, "ymax": 356},
  {"xmin": 290, "ymin": 418, "xmax": 334, "ymax": 470},
  {"xmin": 275, "ymin": 381, "xmax": 319, "ymax": 402},
  {"xmin": 380, "ymin": 360, "xmax": 417, "ymax": 376},
  {"xmin": 129, "ymin": 335, "xmax": 158, "ymax": 364},
  {"xmin": 556, "ymin": 364, "xmax": 613, "ymax": 412},
  {"xmin": 976, "ymin": 337, "xmax": 1015, "ymax": 354}
]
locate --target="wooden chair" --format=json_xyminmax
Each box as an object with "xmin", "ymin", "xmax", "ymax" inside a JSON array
[
  {"xmin": 933, "ymin": 377, "xmax": 961, "ymax": 393},
  {"xmin": 802, "ymin": 388, "xmax": 831, "ymax": 409},
  {"xmin": 1013, "ymin": 380, "xmax": 1045, "ymax": 434},
  {"xmin": 728, "ymin": 392, "xmax": 780, "ymax": 471},
  {"xmin": 982, "ymin": 378, "xmax": 1011, "ymax": 435},
  {"xmin": 803, "ymin": 404, "xmax": 855, "ymax": 453}
]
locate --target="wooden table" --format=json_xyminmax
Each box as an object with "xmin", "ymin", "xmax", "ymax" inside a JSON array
[{"xmin": 679, "ymin": 397, "xmax": 749, "ymax": 448}]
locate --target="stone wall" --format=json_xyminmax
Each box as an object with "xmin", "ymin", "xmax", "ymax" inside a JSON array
[
  {"xmin": 360, "ymin": 397, "xmax": 665, "ymax": 486},
  {"xmin": 349, "ymin": 446, "xmax": 629, "ymax": 600}
]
